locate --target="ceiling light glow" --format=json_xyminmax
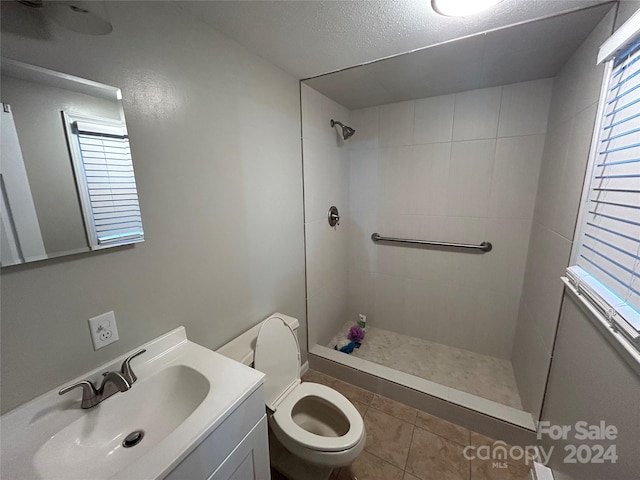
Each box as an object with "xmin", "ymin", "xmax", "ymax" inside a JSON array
[{"xmin": 432, "ymin": 0, "xmax": 503, "ymax": 17}]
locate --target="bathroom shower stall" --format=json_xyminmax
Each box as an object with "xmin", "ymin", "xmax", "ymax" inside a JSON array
[{"xmin": 301, "ymin": 3, "xmax": 616, "ymax": 430}]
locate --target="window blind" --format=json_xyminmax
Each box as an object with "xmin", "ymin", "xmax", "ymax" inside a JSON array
[
  {"xmin": 69, "ymin": 118, "xmax": 144, "ymax": 248},
  {"xmin": 568, "ymin": 40, "xmax": 640, "ymax": 347}
]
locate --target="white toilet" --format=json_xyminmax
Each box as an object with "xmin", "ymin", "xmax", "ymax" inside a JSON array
[{"xmin": 217, "ymin": 313, "xmax": 366, "ymax": 480}]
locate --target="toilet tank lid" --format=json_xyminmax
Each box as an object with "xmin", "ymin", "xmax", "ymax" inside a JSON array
[{"xmin": 271, "ymin": 313, "xmax": 299, "ymax": 330}]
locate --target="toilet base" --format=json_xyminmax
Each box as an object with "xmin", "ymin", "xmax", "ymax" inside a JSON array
[{"xmin": 268, "ymin": 430, "xmax": 333, "ymax": 480}]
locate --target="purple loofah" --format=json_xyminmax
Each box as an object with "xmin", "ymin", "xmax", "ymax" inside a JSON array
[{"xmin": 348, "ymin": 325, "xmax": 365, "ymax": 343}]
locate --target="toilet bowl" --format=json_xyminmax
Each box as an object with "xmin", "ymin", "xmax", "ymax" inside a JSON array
[
  {"xmin": 217, "ymin": 313, "xmax": 366, "ymax": 480},
  {"xmin": 268, "ymin": 381, "xmax": 365, "ymax": 467}
]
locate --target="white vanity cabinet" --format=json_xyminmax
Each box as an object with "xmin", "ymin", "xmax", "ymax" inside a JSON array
[{"xmin": 165, "ymin": 386, "xmax": 270, "ymax": 480}]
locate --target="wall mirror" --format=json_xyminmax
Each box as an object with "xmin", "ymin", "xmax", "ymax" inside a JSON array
[{"xmin": 1, "ymin": 58, "xmax": 144, "ymax": 267}]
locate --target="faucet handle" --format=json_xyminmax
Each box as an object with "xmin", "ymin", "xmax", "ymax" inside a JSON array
[
  {"xmin": 120, "ymin": 348, "xmax": 146, "ymax": 384},
  {"xmin": 59, "ymin": 380, "xmax": 98, "ymax": 408}
]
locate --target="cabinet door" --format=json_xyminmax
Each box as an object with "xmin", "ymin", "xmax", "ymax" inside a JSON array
[
  {"xmin": 164, "ymin": 389, "xmax": 266, "ymax": 480},
  {"xmin": 209, "ymin": 416, "xmax": 270, "ymax": 480}
]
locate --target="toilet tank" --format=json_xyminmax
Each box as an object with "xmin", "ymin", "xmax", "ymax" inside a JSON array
[{"xmin": 216, "ymin": 313, "xmax": 300, "ymax": 366}]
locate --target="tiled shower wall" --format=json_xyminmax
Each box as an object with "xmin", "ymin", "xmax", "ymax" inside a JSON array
[
  {"xmin": 302, "ymin": 84, "xmax": 350, "ymax": 347},
  {"xmin": 511, "ymin": 9, "xmax": 615, "ymax": 419},
  {"xmin": 346, "ymin": 79, "xmax": 553, "ymax": 359}
]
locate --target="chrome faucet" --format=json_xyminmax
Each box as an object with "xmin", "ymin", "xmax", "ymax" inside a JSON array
[{"xmin": 59, "ymin": 349, "xmax": 146, "ymax": 408}]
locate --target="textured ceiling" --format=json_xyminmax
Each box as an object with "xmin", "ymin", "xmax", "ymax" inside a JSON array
[
  {"xmin": 178, "ymin": 0, "xmax": 613, "ymax": 79},
  {"xmin": 305, "ymin": 4, "xmax": 614, "ymax": 109}
]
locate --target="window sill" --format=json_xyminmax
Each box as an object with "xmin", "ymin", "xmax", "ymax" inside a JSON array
[{"xmin": 562, "ymin": 277, "xmax": 640, "ymax": 378}]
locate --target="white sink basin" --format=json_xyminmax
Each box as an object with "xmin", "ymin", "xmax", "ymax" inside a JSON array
[
  {"xmin": 1, "ymin": 327, "xmax": 264, "ymax": 480},
  {"xmin": 35, "ymin": 365, "xmax": 209, "ymax": 479}
]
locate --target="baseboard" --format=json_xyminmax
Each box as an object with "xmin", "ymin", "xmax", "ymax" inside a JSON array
[
  {"xmin": 300, "ymin": 360, "xmax": 309, "ymax": 376},
  {"xmin": 531, "ymin": 462, "xmax": 554, "ymax": 480}
]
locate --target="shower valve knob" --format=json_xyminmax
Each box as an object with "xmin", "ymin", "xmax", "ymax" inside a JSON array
[{"xmin": 328, "ymin": 206, "xmax": 340, "ymax": 227}]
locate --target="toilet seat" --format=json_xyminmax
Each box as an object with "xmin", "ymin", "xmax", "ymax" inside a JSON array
[
  {"xmin": 254, "ymin": 316, "xmax": 364, "ymax": 454},
  {"xmin": 254, "ymin": 316, "xmax": 301, "ymax": 411},
  {"xmin": 272, "ymin": 382, "xmax": 364, "ymax": 452}
]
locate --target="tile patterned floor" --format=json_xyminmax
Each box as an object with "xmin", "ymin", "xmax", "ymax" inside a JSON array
[
  {"xmin": 327, "ymin": 322, "xmax": 523, "ymax": 410},
  {"xmin": 270, "ymin": 370, "xmax": 532, "ymax": 480}
]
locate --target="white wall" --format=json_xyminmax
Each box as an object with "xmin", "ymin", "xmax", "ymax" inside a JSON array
[
  {"xmin": 511, "ymin": 9, "xmax": 616, "ymax": 419},
  {"xmin": 541, "ymin": 294, "xmax": 640, "ymax": 480},
  {"xmin": 301, "ymin": 84, "xmax": 350, "ymax": 347},
  {"xmin": 345, "ymin": 80, "xmax": 552, "ymax": 359},
  {"xmin": 0, "ymin": 1, "xmax": 306, "ymax": 414}
]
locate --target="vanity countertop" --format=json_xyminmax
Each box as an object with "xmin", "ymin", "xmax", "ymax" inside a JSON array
[{"xmin": 0, "ymin": 326, "xmax": 265, "ymax": 480}]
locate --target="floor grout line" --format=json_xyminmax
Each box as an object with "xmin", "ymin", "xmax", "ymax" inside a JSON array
[
  {"xmin": 360, "ymin": 444, "xmax": 408, "ymax": 475},
  {"xmin": 403, "ymin": 422, "xmax": 417, "ymax": 475}
]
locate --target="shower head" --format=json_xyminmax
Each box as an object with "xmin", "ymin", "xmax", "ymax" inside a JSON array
[{"xmin": 330, "ymin": 119, "xmax": 356, "ymax": 140}]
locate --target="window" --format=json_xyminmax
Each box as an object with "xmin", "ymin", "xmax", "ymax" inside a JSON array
[
  {"xmin": 568, "ymin": 17, "xmax": 640, "ymax": 351},
  {"xmin": 63, "ymin": 112, "xmax": 144, "ymax": 250}
]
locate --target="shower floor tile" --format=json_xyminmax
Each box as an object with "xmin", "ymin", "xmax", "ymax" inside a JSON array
[{"xmin": 328, "ymin": 322, "xmax": 523, "ymax": 410}]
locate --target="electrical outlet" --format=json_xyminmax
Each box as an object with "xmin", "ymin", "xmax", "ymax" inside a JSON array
[{"xmin": 88, "ymin": 311, "xmax": 119, "ymax": 350}]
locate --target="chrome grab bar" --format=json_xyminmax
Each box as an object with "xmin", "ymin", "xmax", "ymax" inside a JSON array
[{"xmin": 371, "ymin": 233, "xmax": 492, "ymax": 253}]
